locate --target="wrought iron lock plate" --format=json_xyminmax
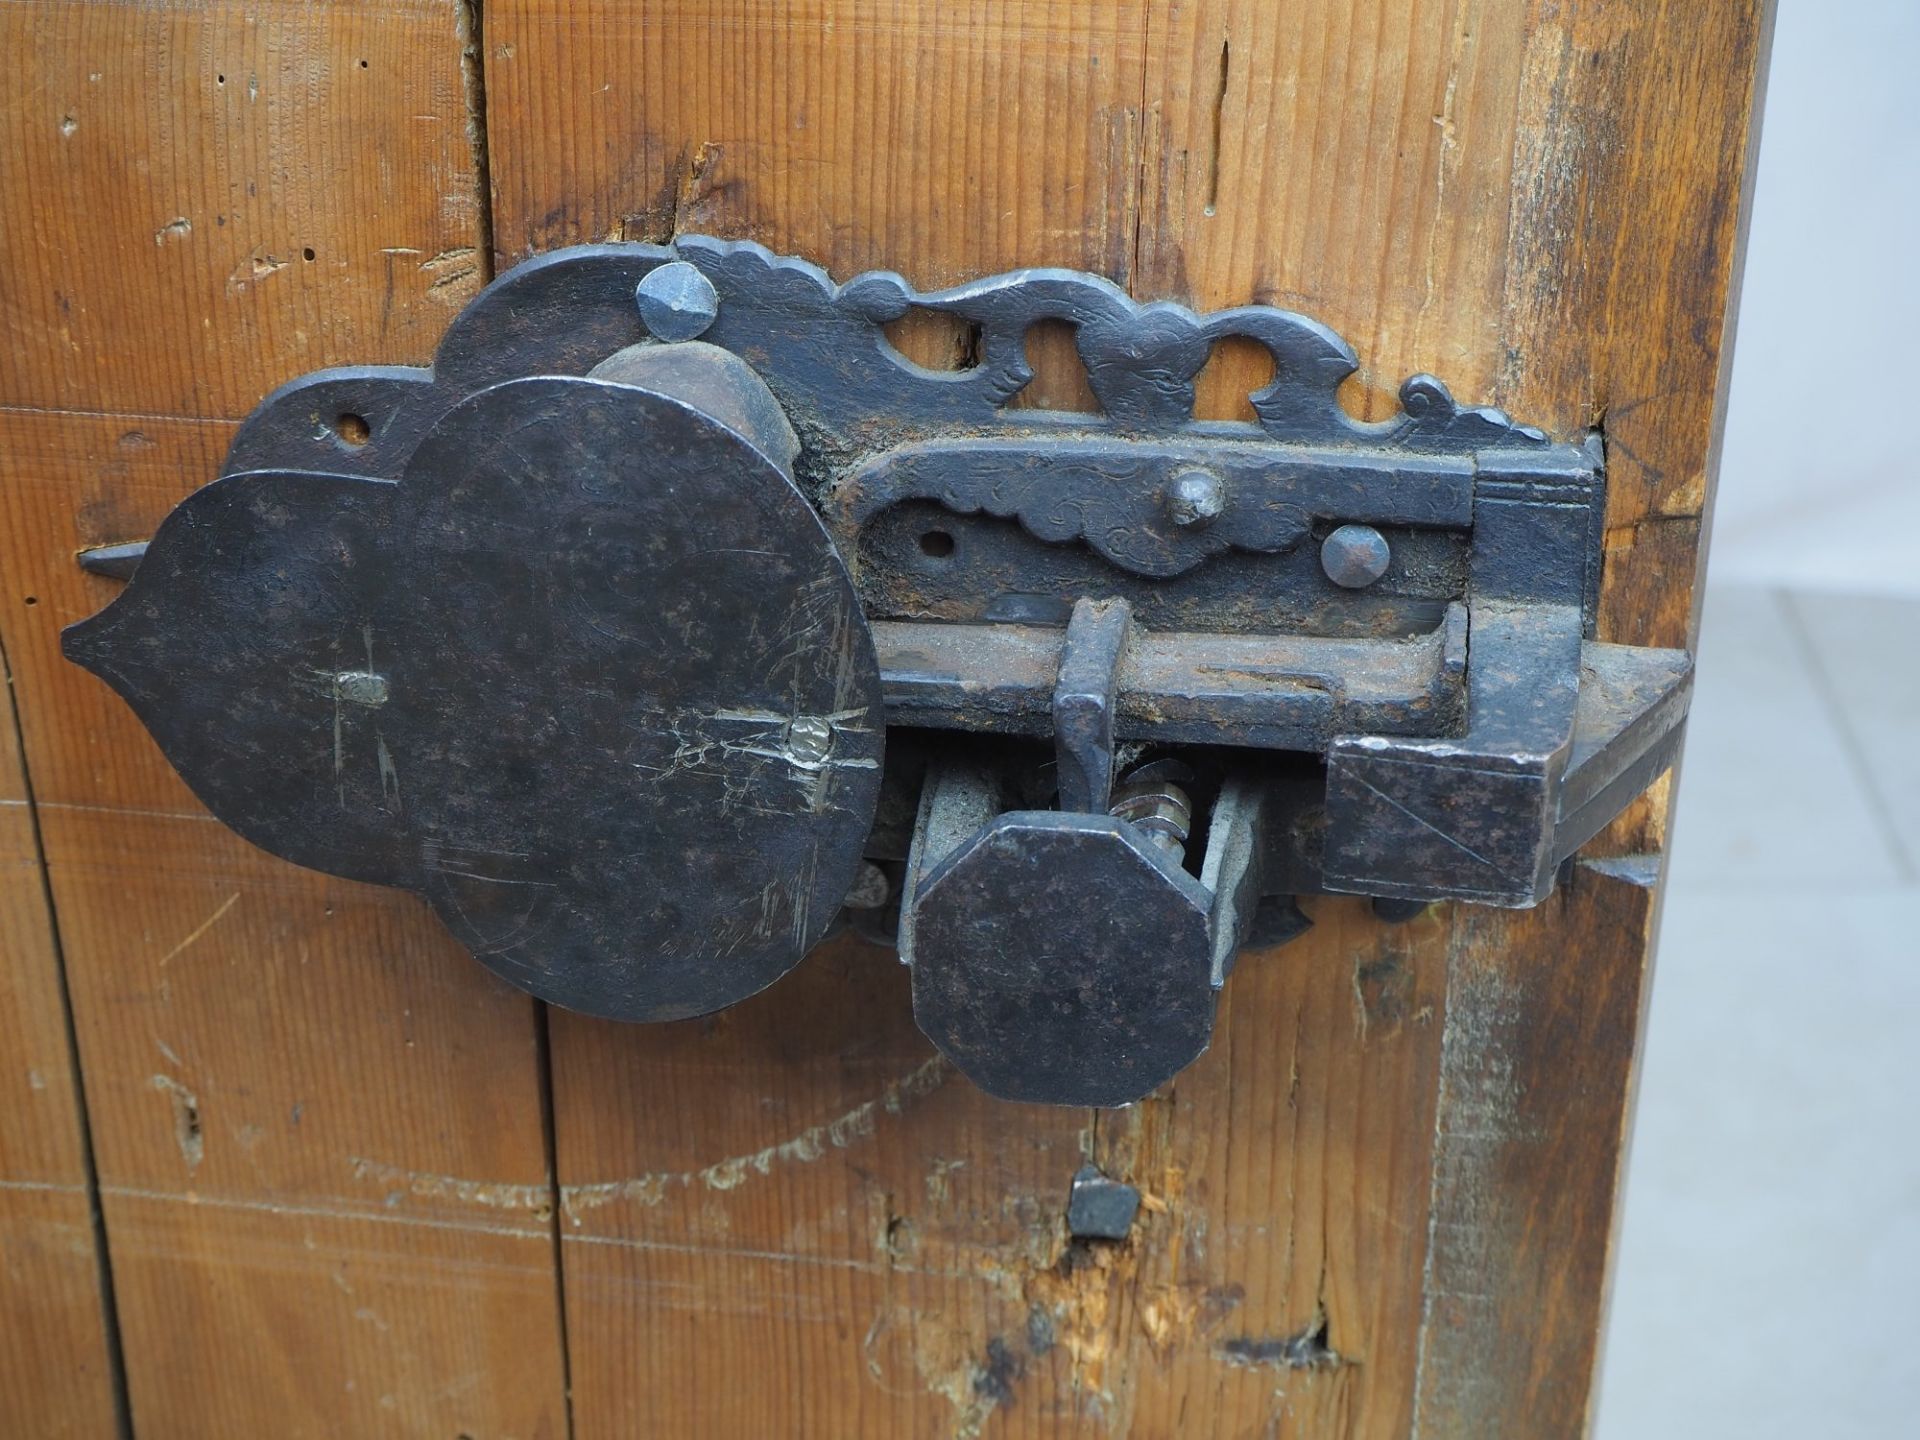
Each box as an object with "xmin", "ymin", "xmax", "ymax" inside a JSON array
[{"xmin": 65, "ymin": 236, "xmax": 1691, "ymax": 1107}]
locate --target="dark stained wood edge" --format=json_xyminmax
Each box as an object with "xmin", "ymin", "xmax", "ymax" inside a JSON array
[
  {"xmin": 1681, "ymin": 1, "xmax": 1782, "ymax": 651},
  {"xmin": 1413, "ymin": 862, "xmax": 1658, "ymax": 1437},
  {"xmin": 1412, "ymin": 3, "xmax": 1777, "ymax": 1433},
  {"xmin": 1582, "ymin": 4, "xmax": 1780, "ymax": 1422}
]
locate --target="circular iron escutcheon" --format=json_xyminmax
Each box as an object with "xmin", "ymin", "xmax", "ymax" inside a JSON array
[{"xmin": 377, "ymin": 376, "xmax": 884, "ymax": 1021}]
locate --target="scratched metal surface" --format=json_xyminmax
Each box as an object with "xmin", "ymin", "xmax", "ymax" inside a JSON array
[
  {"xmin": 64, "ymin": 376, "xmax": 884, "ymax": 1021},
  {"xmin": 62, "ymin": 235, "xmax": 1692, "ymax": 1055}
]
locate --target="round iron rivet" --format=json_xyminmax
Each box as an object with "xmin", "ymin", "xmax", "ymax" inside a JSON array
[
  {"xmin": 634, "ymin": 261, "xmax": 720, "ymax": 342},
  {"xmin": 1165, "ymin": 468, "xmax": 1225, "ymax": 529},
  {"xmin": 1321, "ymin": 523, "xmax": 1391, "ymax": 588}
]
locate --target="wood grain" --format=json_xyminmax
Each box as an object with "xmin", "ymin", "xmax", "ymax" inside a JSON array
[
  {"xmin": 549, "ymin": 938, "xmax": 1090, "ymax": 1437},
  {"xmin": 0, "ymin": 635, "xmax": 120, "ymax": 1437},
  {"xmin": 1410, "ymin": 4, "xmax": 1775, "ymax": 1432},
  {"xmin": 0, "ymin": 0, "xmax": 487, "ymax": 421},
  {"xmin": 483, "ymin": 0, "xmax": 1150, "ymax": 284},
  {"xmin": 32, "ymin": 799, "xmax": 572, "ymax": 1438},
  {"xmin": 1412, "ymin": 860, "xmax": 1660, "ymax": 1438},
  {"xmin": 98, "ymin": 1189, "xmax": 563, "ymax": 1440},
  {"xmin": 1494, "ymin": 0, "xmax": 1776, "ymax": 651},
  {"xmin": 1087, "ymin": 900, "xmax": 1447, "ymax": 1437},
  {"xmin": 0, "ymin": 1, "xmax": 570, "ymax": 1433},
  {"xmin": 0, "ymin": 413, "xmax": 237, "ymax": 818},
  {"xmin": 485, "ymin": 1, "xmax": 1771, "ymax": 1435},
  {"xmin": 1136, "ymin": 0, "xmax": 1532, "ymax": 418},
  {"xmin": 0, "ymin": 0, "xmax": 1770, "ymax": 1430}
]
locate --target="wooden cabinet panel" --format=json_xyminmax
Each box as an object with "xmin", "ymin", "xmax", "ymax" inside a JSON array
[
  {"xmin": 0, "ymin": 3, "xmax": 569, "ymax": 1434},
  {"xmin": 0, "ymin": 0, "xmax": 1771, "ymax": 1433},
  {"xmin": 0, "ymin": 0, "xmax": 486, "ymax": 420},
  {"xmin": 98, "ymin": 1190, "xmax": 563, "ymax": 1440},
  {"xmin": 482, "ymin": 2, "xmax": 1771, "ymax": 1435}
]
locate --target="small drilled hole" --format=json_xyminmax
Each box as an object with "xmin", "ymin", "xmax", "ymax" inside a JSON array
[
  {"xmin": 358, "ymin": 59, "xmax": 369, "ymax": 69},
  {"xmin": 302, "ymin": 246, "xmax": 316, "ymax": 262},
  {"xmin": 334, "ymin": 413, "xmax": 371, "ymax": 447},
  {"xmin": 23, "ymin": 596, "xmax": 38, "ymax": 606},
  {"xmin": 918, "ymin": 529, "xmax": 956, "ymax": 559}
]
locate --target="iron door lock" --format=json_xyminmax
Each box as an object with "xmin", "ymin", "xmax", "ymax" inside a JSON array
[{"xmin": 65, "ymin": 237, "xmax": 1690, "ymax": 1107}]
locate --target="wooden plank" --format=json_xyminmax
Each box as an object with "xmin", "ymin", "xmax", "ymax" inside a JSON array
[
  {"xmin": 486, "ymin": 0, "xmax": 1769, "ymax": 1434},
  {"xmin": 1409, "ymin": 3, "xmax": 1775, "ymax": 1432},
  {"xmin": 97, "ymin": 1190, "xmax": 561, "ymax": 1440},
  {"xmin": 1140, "ymin": 2, "xmax": 1772, "ymax": 1431},
  {"xmin": 34, "ymin": 801, "xmax": 571, "ymax": 1439},
  {"xmin": 0, "ymin": 0, "xmax": 487, "ymax": 420},
  {"xmin": 1118, "ymin": 19, "xmax": 1536, "ymax": 1428},
  {"xmin": 1413, "ymin": 860, "xmax": 1660, "ymax": 1437},
  {"xmin": 0, "ymin": 1185, "xmax": 120, "ymax": 1437},
  {"xmin": 481, "ymin": 3, "xmax": 1455, "ymax": 1435},
  {"xmin": 0, "ymin": 0, "xmax": 572, "ymax": 1430},
  {"xmin": 1492, "ymin": 0, "xmax": 1776, "ymax": 651},
  {"xmin": 0, "ymin": 641, "xmax": 121, "ymax": 1437}
]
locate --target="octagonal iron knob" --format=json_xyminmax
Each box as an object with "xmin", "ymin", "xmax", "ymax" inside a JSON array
[{"xmin": 897, "ymin": 764, "xmax": 1271, "ymax": 1107}]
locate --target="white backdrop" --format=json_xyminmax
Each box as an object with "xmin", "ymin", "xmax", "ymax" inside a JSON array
[
  {"xmin": 1600, "ymin": 13, "xmax": 1920, "ymax": 1435},
  {"xmin": 1707, "ymin": 1, "xmax": 1920, "ymax": 596}
]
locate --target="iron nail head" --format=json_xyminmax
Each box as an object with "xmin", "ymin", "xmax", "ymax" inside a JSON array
[
  {"xmin": 635, "ymin": 261, "xmax": 720, "ymax": 342},
  {"xmin": 1321, "ymin": 523, "xmax": 1391, "ymax": 588},
  {"xmin": 1166, "ymin": 468, "xmax": 1226, "ymax": 529}
]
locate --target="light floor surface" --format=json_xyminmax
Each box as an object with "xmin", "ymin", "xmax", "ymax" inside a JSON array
[{"xmin": 1595, "ymin": 584, "xmax": 1920, "ymax": 1437}]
